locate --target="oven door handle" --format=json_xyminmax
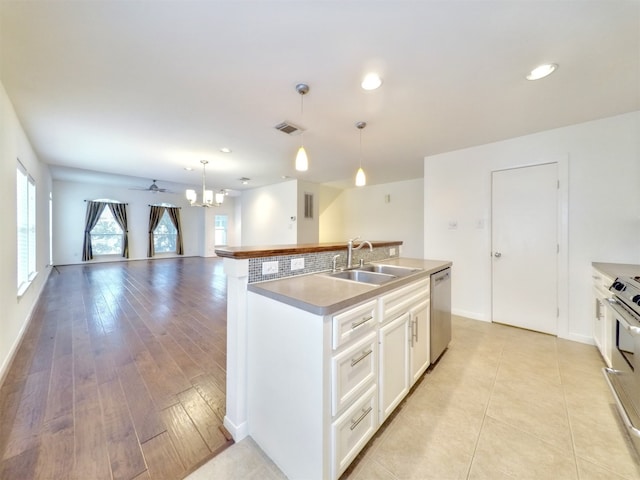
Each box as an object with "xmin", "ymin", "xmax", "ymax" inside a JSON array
[{"xmin": 606, "ymin": 298, "xmax": 640, "ymax": 336}]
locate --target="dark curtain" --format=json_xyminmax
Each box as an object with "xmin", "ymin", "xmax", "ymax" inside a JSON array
[
  {"xmin": 108, "ymin": 202, "xmax": 129, "ymax": 258},
  {"xmin": 148, "ymin": 205, "xmax": 164, "ymax": 257},
  {"xmin": 82, "ymin": 201, "xmax": 107, "ymax": 261},
  {"xmin": 166, "ymin": 207, "xmax": 184, "ymax": 255}
]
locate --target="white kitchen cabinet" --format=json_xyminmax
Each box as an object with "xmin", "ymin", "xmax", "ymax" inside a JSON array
[
  {"xmin": 379, "ymin": 312, "xmax": 410, "ymax": 421},
  {"xmin": 592, "ymin": 267, "xmax": 613, "ymax": 367},
  {"xmin": 246, "ymin": 274, "xmax": 431, "ymax": 480},
  {"xmin": 410, "ymin": 300, "xmax": 430, "ymax": 384}
]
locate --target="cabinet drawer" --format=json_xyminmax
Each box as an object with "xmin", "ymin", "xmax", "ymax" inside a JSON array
[
  {"xmin": 332, "ymin": 299, "xmax": 377, "ymax": 349},
  {"xmin": 331, "ymin": 332, "xmax": 377, "ymax": 416},
  {"xmin": 380, "ymin": 278, "xmax": 429, "ymax": 321},
  {"xmin": 331, "ymin": 384, "xmax": 378, "ymax": 480}
]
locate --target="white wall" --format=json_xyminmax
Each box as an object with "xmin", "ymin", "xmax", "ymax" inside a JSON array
[
  {"xmin": 425, "ymin": 111, "xmax": 640, "ymax": 341},
  {"xmin": 297, "ymin": 180, "xmax": 320, "ymax": 244},
  {"xmin": 318, "ymin": 185, "xmax": 344, "ymax": 242},
  {"xmin": 0, "ymin": 82, "xmax": 52, "ymax": 380},
  {"xmin": 52, "ymin": 180, "xmax": 238, "ymax": 264},
  {"xmin": 319, "ymin": 179, "xmax": 425, "ymax": 259},
  {"xmin": 240, "ymin": 180, "xmax": 298, "ymax": 246}
]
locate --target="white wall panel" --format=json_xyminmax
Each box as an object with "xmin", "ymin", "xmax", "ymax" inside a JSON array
[{"xmin": 0, "ymin": 82, "xmax": 52, "ymax": 381}]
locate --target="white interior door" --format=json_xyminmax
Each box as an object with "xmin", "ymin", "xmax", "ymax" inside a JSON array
[{"xmin": 492, "ymin": 163, "xmax": 558, "ymax": 335}]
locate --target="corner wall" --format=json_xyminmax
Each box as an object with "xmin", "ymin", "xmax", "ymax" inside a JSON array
[
  {"xmin": 424, "ymin": 111, "xmax": 640, "ymax": 341},
  {"xmin": 319, "ymin": 179, "xmax": 424, "ymax": 259}
]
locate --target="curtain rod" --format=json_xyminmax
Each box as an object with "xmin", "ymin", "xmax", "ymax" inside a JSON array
[
  {"xmin": 84, "ymin": 200, "xmax": 128, "ymax": 205},
  {"xmin": 148, "ymin": 205, "xmax": 181, "ymax": 208}
]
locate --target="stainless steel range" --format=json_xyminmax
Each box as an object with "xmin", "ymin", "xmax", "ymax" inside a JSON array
[{"xmin": 603, "ymin": 276, "xmax": 640, "ymax": 455}]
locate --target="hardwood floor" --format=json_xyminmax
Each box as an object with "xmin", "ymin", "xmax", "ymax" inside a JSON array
[{"xmin": 0, "ymin": 257, "xmax": 232, "ymax": 480}]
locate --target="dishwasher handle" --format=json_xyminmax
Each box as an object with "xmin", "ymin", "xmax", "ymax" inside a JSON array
[{"xmin": 433, "ymin": 269, "xmax": 450, "ymax": 284}]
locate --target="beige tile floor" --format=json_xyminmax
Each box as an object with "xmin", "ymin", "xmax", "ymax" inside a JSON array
[{"xmin": 187, "ymin": 316, "xmax": 640, "ymax": 479}]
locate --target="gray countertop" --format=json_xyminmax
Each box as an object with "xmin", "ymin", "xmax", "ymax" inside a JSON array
[
  {"xmin": 248, "ymin": 258, "xmax": 452, "ymax": 315},
  {"xmin": 592, "ymin": 262, "xmax": 640, "ymax": 280}
]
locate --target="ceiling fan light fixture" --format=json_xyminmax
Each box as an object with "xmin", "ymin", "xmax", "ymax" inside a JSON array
[
  {"xmin": 526, "ymin": 63, "xmax": 558, "ymax": 80},
  {"xmin": 361, "ymin": 73, "xmax": 382, "ymax": 90}
]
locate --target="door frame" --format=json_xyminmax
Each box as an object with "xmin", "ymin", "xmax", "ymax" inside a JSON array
[{"xmin": 490, "ymin": 155, "xmax": 569, "ymax": 338}]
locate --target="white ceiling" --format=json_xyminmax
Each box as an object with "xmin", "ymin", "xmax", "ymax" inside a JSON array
[{"xmin": 1, "ymin": 1, "xmax": 638, "ymax": 193}]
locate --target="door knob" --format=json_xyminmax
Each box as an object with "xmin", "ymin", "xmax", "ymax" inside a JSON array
[{"xmin": 494, "ymin": 252, "xmax": 502, "ymax": 258}]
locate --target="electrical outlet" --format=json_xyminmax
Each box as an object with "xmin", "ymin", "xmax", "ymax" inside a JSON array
[
  {"xmin": 291, "ymin": 258, "xmax": 305, "ymax": 271},
  {"xmin": 389, "ymin": 247, "xmax": 396, "ymax": 256},
  {"xmin": 448, "ymin": 220, "xmax": 458, "ymax": 230},
  {"xmin": 262, "ymin": 261, "xmax": 279, "ymax": 275}
]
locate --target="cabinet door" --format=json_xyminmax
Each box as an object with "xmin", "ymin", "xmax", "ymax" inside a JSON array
[
  {"xmin": 410, "ymin": 300, "xmax": 430, "ymax": 385},
  {"xmin": 379, "ymin": 312, "xmax": 410, "ymax": 422}
]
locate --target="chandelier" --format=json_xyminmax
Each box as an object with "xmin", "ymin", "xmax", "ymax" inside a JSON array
[{"xmin": 186, "ymin": 160, "xmax": 225, "ymax": 207}]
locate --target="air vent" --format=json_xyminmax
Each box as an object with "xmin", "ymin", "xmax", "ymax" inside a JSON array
[{"xmin": 275, "ymin": 121, "xmax": 304, "ymax": 136}]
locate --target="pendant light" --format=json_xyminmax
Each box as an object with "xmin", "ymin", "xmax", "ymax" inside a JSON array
[
  {"xmin": 355, "ymin": 121, "xmax": 367, "ymax": 187},
  {"xmin": 186, "ymin": 160, "xmax": 224, "ymax": 207},
  {"xmin": 295, "ymin": 83, "xmax": 309, "ymax": 171}
]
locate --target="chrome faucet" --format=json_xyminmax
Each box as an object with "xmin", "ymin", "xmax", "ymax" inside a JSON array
[
  {"xmin": 347, "ymin": 237, "xmax": 373, "ymax": 269},
  {"xmin": 331, "ymin": 254, "xmax": 341, "ymax": 272}
]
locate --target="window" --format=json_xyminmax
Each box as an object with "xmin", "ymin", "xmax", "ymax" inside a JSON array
[
  {"xmin": 154, "ymin": 210, "xmax": 178, "ymax": 253},
  {"xmin": 214, "ymin": 215, "xmax": 228, "ymax": 246},
  {"xmin": 91, "ymin": 206, "xmax": 124, "ymax": 255},
  {"xmin": 17, "ymin": 161, "xmax": 36, "ymax": 292}
]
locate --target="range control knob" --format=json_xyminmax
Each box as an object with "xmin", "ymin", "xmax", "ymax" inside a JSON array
[
  {"xmin": 633, "ymin": 294, "xmax": 640, "ymax": 306},
  {"xmin": 612, "ymin": 281, "xmax": 626, "ymax": 292}
]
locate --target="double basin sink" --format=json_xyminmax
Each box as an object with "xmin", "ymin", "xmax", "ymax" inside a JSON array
[{"xmin": 325, "ymin": 264, "xmax": 421, "ymax": 285}]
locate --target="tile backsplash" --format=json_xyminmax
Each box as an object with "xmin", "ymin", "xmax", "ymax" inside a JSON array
[{"xmin": 248, "ymin": 246, "xmax": 398, "ymax": 284}]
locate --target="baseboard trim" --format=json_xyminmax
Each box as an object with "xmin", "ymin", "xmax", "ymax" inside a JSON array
[
  {"xmin": 0, "ymin": 267, "xmax": 52, "ymax": 388},
  {"xmin": 452, "ymin": 309, "xmax": 488, "ymax": 322},
  {"xmin": 224, "ymin": 415, "xmax": 248, "ymax": 442}
]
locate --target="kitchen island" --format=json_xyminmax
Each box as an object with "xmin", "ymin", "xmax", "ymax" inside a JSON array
[{"xmin": 216, "ymin": 241, "xmax": 450, "ymax": 480}]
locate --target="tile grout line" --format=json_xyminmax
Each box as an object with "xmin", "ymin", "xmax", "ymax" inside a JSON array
[{"xmin": 463, "ymin": 333, "xmax": 507, "ymax": 480}]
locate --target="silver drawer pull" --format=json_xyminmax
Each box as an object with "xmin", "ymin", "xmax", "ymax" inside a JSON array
[
  {"xmin": 351, "ymin": 349, "xmax": 373, "ymax": 367},
  {"xmin": 351, "ymin": 315, "xmax": 373, "ymax": 329},
  {"xmin": 350, "ymin": 406, "xmax": 372, "ymax": 431}
]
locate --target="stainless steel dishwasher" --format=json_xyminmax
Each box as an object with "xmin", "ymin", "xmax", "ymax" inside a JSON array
[{"xmin": 430, "ymin": 267, "xmax": 451, "ymax": 363}]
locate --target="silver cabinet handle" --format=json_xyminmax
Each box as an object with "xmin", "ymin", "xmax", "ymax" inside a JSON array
[
  {"xmin": 351, "ymin": 349, "xmax": 373, "ymax": 367},
  {"xmin": 350, "ymin": 406, "xmax": 372, "ymax": 431},
  {"xmin": 414, "ymin": 316, "xmax": 419, "ymax": 343},
  {"xmin": 494, "ymin": 252, "xmax": 502, "ymax": 258},
  {"xmin": 351, "ymin": 315, "xmax": 373, "ymax": 329}
]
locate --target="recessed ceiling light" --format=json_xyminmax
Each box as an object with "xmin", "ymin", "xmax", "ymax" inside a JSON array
[
  {"xmin": 184, "ymin": 167, "xmax": 193, "ymax": 171},
  {"xmin": 239, "ymin": 177, "xmax": 250, "ymax": 184},
  {"xmin": 361, "ymin": 73, "xmax": 382, "ymax": 90},
  {"xmin": 220, "ymin": 147, "xmax": 232, "ymax": 153},
  {"xmin": 526, "ymin": 63, "xmax": 558, "ymax": 81}
]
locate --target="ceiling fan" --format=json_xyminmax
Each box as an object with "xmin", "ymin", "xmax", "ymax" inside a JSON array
[{"xmin": 130, "ymin": 180, "xmax": 173, "ymax": 193}]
